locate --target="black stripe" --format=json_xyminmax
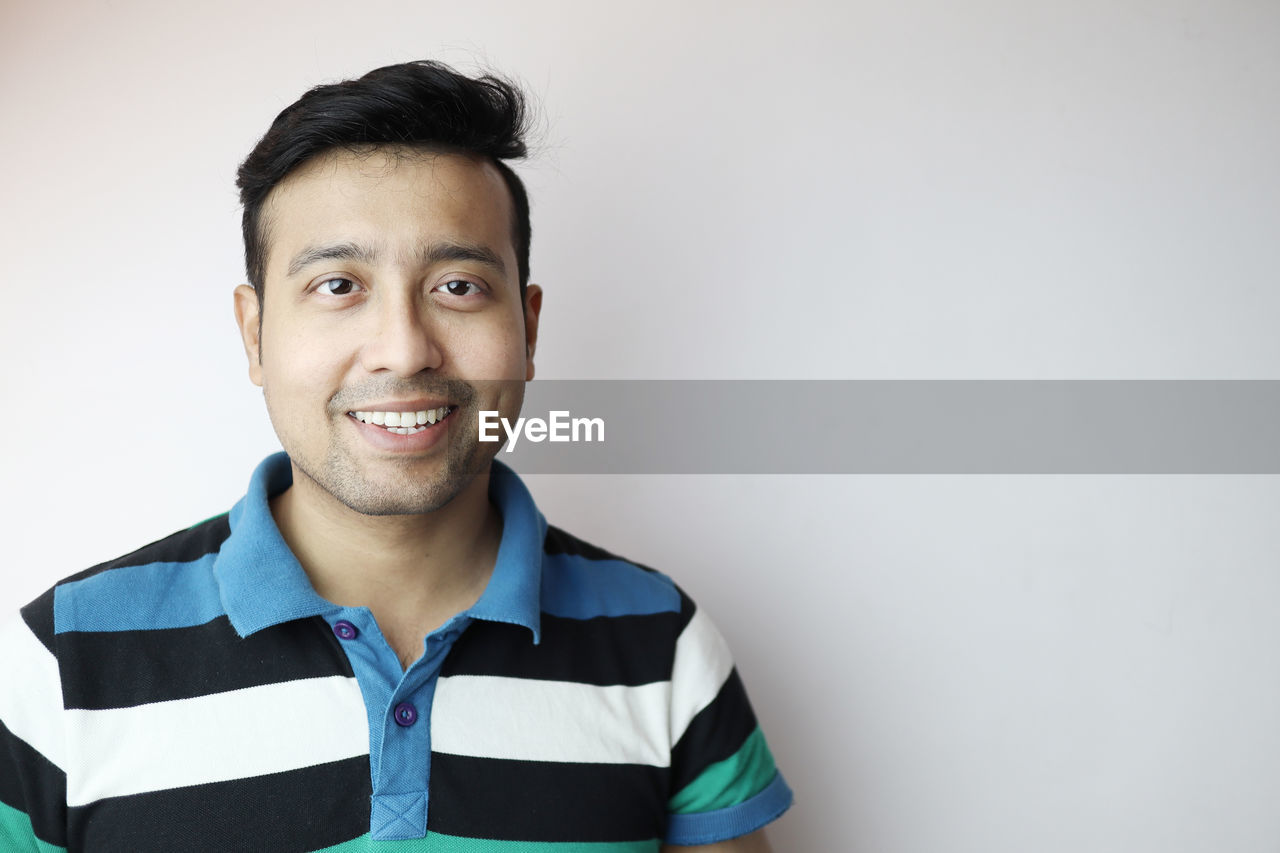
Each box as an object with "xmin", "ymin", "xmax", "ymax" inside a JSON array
[
  {"xmin": 66, "ymin": 756, "xmax": 370, "ymax": 853},
  {"xmin": 443, "ymin": 612, "xmax": 682, "ymax": 686},
  {"xmin": 57, "ymin": 515, "xmax": 233, "ymax": 593},
  {"xmin": 669, "ymin": 668, "xmax": 758, "ymax": 794},
  {"xmin": 429, "ymin": 753, "xmax": 666, "ymax": 842},
  {"xmin": 543, "ymin": 525, "xmax": 660, "ymax": 573},
  {"xmin": 673, "ymin": 587, "xmax": 698, "ymax": 643},
  {"xmin": 95, "ymin": 513, "xmax": 231, "ymax": 570},
  {"xmin": 0, "ymin": 718, "xmax": 68, "ymax": 848},
  {"xmin": 59, "ymin": 616, "xmax": 351, "ymax": 710},
  {"xmin": 19, "ymin": 587, "xmax": 56, "ymax": 653}
]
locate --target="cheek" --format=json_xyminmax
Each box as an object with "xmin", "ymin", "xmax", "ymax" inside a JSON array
[
  {"xmin": 259, "ymin": 332, "xmax": 349, "ymax": 402},
  {"xmin": 450, "ymin": 316, "xmax": 529, "ymax": 379},
  {"xmin": 490, "ymin": 381, "xmax": 527, "ymax": 424}
]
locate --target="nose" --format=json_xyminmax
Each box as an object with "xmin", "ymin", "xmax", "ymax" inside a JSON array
[{"xmin": 359, "ymin": 290, "xmax": 443, "ymax": 377}]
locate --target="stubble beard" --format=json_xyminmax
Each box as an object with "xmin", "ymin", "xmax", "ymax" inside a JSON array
[
  {"xmin": 303, "ymin": 409, "xmax": 495, "ymax": 516},
  {"xmin": 268, "ymin": 376, "xmax": 511, "ymax": 518}
]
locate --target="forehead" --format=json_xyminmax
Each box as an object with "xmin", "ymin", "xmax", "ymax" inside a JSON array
[{"xmin": 261, "ymin": 146, "xmax": 516, "ymax": 278}]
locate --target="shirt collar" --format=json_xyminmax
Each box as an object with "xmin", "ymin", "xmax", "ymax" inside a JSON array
[{"xmin": 214, "ymin": 452, "xmax": 545, "ymax": 643}]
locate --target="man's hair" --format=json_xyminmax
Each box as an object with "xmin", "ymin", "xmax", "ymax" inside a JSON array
[{"xmin": 235, "ymin": 60, "xmax": 532, "ymax": 306}]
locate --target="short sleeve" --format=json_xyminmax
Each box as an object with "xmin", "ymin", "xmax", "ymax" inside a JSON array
[
  {"xmin": 0, "ymin": 603, "xmax": 70, "ymax": 852},
  {"xmin": 664, "ymin": 597, "xmax": 793, "ymax": 846}
]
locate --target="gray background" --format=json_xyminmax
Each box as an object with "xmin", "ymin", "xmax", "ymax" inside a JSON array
[
  {"xmin": 3, "ymin": 1, "xmax": 1279, "ymax": 850},
  {"xmin": 500, "ymin": 380, "xmax": 1280, "ymax": 472}
]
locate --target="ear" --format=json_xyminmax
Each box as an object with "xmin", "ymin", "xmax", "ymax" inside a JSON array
[
  {"xmin": 233, "ymin": 284, "xmax": 264, "ymax": 387},
  {"xmin": 523, "ymin": 283, "xmax": 542, "ymax": 382}
]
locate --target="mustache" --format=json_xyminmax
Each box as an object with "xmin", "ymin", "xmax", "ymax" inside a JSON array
[{"xmin": 329, "ymin": 377, "xmax": 478, "ymax": 411}]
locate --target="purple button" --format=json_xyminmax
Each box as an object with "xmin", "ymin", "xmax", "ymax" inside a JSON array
[
  {"xmin": 333, "ymin": 620, "xmax": 358, "ymax": 641},
  {"xmin": 393, "ymin": 702, "xmax": 418, "ymax": 727}
]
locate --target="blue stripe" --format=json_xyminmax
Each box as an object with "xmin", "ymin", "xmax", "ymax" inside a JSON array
[
  {"xmin": 53, "ymin": 555, "xmax": 225, "ymax": 633},
  {"xmin": 540, "ymin": 553, "xmax": 681, "ymax": 619},
  {"xmin": 664, "ymin": 772, "xmax": 793, "ymax": 846}
]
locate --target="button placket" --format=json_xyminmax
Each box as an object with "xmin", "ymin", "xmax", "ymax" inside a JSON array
[{"xmin": 364, "ymin": 617, "xmax": 470, "ymax": 839}]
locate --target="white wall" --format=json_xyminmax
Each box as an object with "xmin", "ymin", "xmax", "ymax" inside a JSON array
[{"xmin": 3, "ymin": 1, "xmax": 1279, "ymax": 850}]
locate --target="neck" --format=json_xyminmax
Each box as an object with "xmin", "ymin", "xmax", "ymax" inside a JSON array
[{"xmin": 270, "ymin": 463, "xmax": 502, "ymax": 657}]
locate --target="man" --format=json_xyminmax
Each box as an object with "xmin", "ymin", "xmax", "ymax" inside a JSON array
[{"xmin": 0, "ymin": 61, "xmax": 791, "ymax": 851}]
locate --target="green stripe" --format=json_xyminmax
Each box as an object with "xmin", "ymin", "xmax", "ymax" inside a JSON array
[
  {"xmin": 0, "ymin": 800, "xmax": 66, "ymax": 853},
  {"xmin": 313, "ymin": 832, "xmax": 658, "ymax": 852},
  {"xmin": 668, "ymin": 725, "xmax": 777, "ymax": 814}
]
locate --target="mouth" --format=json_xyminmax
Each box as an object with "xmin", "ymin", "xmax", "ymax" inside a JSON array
[{"xmin": 347, "ymin": 405, "xmax": 455, "ymax": 435}]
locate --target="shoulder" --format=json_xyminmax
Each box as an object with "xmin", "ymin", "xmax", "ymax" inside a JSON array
[
  {"xmin": 536, "ymin": 524, "xmax": 735, "ymax": 692},
  {"xmin": 540, "ymin": 523, "xmax": 695, "ymax": 621},
  {"xmin": 533, "ymin": 530, "xmax": 792, "ymax": 844},
  {"xmin": 17, "ymin": 513, "xmax": 233, "ymax": 643}
]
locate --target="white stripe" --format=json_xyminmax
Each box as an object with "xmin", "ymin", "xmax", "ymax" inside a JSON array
[
  {"xmin": 433, "ymin": 675, "xmax": 672, "ymax": 766},
  {"xmin": 64, "ymin": 675, "xmax": 368, "ymax": 806},
  {"xmin": 669, "ymin": 606, "xmax": 735, "ymax": 744},
  {"xmin": 0, "ymin": 612, "xmax": 67, "ymax": 769}
]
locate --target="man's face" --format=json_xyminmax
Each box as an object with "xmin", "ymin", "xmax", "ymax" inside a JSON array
[{"xmin": 233, "ymin": 147, "xmax": 541, "ymax": 516}]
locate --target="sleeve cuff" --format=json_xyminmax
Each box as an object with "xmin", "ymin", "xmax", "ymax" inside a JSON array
[{"xmin": 664, "ymin": 771, "xmax": 793, "ymax": 846}]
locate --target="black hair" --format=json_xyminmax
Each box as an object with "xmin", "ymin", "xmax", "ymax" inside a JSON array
[{"xmin": 235, "ymin": 60, "xmax": 532, "ymax": 307}]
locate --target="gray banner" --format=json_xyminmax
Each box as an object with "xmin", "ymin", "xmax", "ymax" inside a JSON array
[{"xmin": 467, "ymin": 381, "xmax": 1280, "ymax": 473}]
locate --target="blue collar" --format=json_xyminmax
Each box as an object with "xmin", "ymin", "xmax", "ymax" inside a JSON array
[{"xmin": 213, "ymin": 452, "xmax": 545, "ymax": 644}]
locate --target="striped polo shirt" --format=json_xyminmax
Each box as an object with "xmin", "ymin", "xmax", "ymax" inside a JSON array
[{"xmin": 0, "ymin": 453, "xmax": 791, "ymax": 852}]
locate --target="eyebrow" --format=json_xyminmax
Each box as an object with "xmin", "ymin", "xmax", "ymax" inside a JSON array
[
  {"xmin": 287, "ymin": 241, "xmax": 378, "ymax": 277},
  {"xmin": 420, "ymin": 241, "xmax": 507, "ymax": 277},
  {"xmin": 287, "ymin": 240, "xmax": 508, "ymax": 278}
]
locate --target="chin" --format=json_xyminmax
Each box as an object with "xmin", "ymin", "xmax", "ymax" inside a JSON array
[
  {"xmin": 337, "ymin": 489, "xmax": 461, "ymax": 517},
  {"xmin": 305, "ymin": 443, "xmax": 495, "ymax": 517}
]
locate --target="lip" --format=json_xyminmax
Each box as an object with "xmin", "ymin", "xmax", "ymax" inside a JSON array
[{"xmin": 346, "ymin": 405, "xmax": 457, "ymax": 453}]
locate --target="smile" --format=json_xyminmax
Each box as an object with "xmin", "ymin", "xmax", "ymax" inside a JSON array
[{"xmin": 348, "ymin": 406, "xmax": 454, "ymax": 435}]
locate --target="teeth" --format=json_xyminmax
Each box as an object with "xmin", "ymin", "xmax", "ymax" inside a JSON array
[{"xmin": 351, "ymin": 407, "xmax": 450, "ymax": 430}]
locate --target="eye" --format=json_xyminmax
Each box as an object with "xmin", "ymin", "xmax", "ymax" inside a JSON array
[
  {"xmin": 437, "ymin": 279, "xmax": 482, "ymax": 297},
  {"xmin": 316, "ymin": 277, "xmax": 360, "ymax": 296}
]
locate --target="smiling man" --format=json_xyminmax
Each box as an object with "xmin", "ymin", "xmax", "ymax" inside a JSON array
[{"xmin": 0, "ymin": 62, "xmax": 791, "ymax": 852}]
